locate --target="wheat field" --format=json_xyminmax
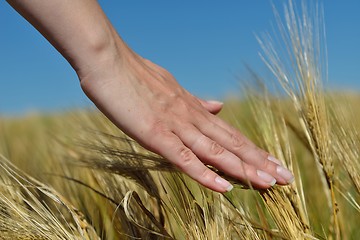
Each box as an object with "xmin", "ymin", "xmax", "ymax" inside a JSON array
[{"xmin": 1, "ymin": 1, "xmax": 360, "ymax": 239}]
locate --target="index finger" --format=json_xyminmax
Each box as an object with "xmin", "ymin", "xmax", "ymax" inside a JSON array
[{"xmin": 148, "ymin": 131, "xmax": 234, "ymax": 193}]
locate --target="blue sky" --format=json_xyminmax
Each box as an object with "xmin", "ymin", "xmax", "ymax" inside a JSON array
[{"xmin": 1, "ymin": 1, "xmax": 360, "ymax": 115}]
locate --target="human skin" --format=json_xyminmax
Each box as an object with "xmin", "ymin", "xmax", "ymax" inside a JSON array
[{"xmin": 7, "ymin": 0, "xmax": 294, "ymax": 193}]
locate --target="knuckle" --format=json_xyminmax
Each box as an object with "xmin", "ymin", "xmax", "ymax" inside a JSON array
[
  {"xmin": 177, "ymin": 147, "xmax": 195, "ymax": 169},
  {"xmin": 231, "ymin": 133, "xmax": 248, "ymax": 151},
  {"xmin": 210, "ymin": 141, "xmax": 225, "ymax": 156},
  {"xmin": 145, "ymin": 120, "xmax": 172, "ymax": 151},
  {"xmin": 176, "ymin": 98, "xmax": 189, "ymax": 112},
  {"xmin": 150, "ymin": 120, "xmax": 169, "ymax": 135}
]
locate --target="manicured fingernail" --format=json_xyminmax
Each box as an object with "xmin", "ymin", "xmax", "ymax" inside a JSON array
[
  {"xmin": 207, "ymin": 100, "xmax": 224, "ymax": 105},
  {"xmin": 257, "ymin": 170, "xmax": 276, "ymax": 186},
  {"xmin": 267, "ymin": 155, "xmax": 283, "ymax": 166},
  {"xmin": 215, "ymin": 176, "xmax": 233, "ymax": 192},
  {"xmin": 276, "ymin": 166, "xmax": 295, "ymax": 184}
]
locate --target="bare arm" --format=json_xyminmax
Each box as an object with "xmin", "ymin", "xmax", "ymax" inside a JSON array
[{"xmin": 7, "ymin": 0, "xmax": 294, "ymax": 192}]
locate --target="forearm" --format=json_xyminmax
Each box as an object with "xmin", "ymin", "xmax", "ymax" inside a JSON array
[
  {"xmin": 6, "ymin": 0, "xmax": 128, "ymax": 77},
  {"xmin": 7, "ymin": 0, "xmax": 295, "ymax": 192}
]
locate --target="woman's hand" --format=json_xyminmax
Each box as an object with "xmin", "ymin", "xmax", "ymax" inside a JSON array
[
  {"xmin": 79, "ymin": 50, "xmax": 294, "ymax": 193},
  {"xmin": 7, "ymin": 0, "xmax": 294, "ymax": 193}
]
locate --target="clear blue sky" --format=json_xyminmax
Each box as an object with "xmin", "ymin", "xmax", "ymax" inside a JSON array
[{"xmin": 1, "ymin": 1, "xmax": 360, "ymax": 115}]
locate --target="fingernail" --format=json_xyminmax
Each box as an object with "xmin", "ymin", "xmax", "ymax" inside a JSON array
[
  {"xmin": 276, "ymin": 166, "xmax": 295, "ymax": 184},
  {"xmin": 257, "ymin": 170, "xmax": 276, "ymax": 186},
  {"xmin": 207, "ymin": 100, "xmax": 224, "ymax": 105},
  {"xmin": 267, "ymin": 155, "xmax": 283, "ymax": 166},
  {"xmin": 215, "ymin": 176, "xmax": 233, "ymax": 192}
]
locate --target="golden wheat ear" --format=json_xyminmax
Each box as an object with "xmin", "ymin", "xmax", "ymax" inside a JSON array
[
  {"xmin": 0, "ymin": 154, "xmax": 100, "ymax": 240},
  {"xmin": 256, "ymin": 0, "xmax": 354, "ymax": 239}
]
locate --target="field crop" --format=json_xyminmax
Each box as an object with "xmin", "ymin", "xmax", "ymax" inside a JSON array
[{"xmin": 1, "ymin": 1, "xmax": 359, "ymax": 239}]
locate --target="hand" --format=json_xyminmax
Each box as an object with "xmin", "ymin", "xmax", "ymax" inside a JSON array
[
  {"xmin": 79, "ymin": 51, "xmax": 294, "ymax": 193},
  {"xmin": 7, "ymin": 0, "xmax": 294, "ymax": 193}
]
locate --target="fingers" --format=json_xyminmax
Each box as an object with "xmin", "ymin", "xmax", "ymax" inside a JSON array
[
  {"xmin": 143, "ymin": 97, "xmax": 294, "ymax": 191},
  {"xmin": 146, "ymin": 104, "xmax": 294, "ymax": 192},
  {"xmin": 149, "ymin": 131, "xmax": 233, "ymax": 193},
  {"xmin": 195, "ymin": 115, "xmax": 294, "ymax": 185},
  {"xmin": 196, "ymin": 98, "xmax": 223, "ymax": 115},
  {"xmin": 174, "ymin": 125, "xmax": 278, "ymax": 188}
]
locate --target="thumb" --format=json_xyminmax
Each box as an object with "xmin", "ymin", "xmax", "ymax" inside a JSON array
[{"xmin": 197, "ymin": 98, "xmax": 224, "ymax": 115}]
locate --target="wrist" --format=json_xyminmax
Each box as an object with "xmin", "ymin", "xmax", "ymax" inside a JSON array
[{"xmin": 73, "ymin": 27, "xmax": 127, "ymax": 80}]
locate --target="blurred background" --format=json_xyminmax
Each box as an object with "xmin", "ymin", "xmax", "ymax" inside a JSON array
[{"xmin": 1, "ymin": 0, "xmax": 359, "ymax": 115}]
